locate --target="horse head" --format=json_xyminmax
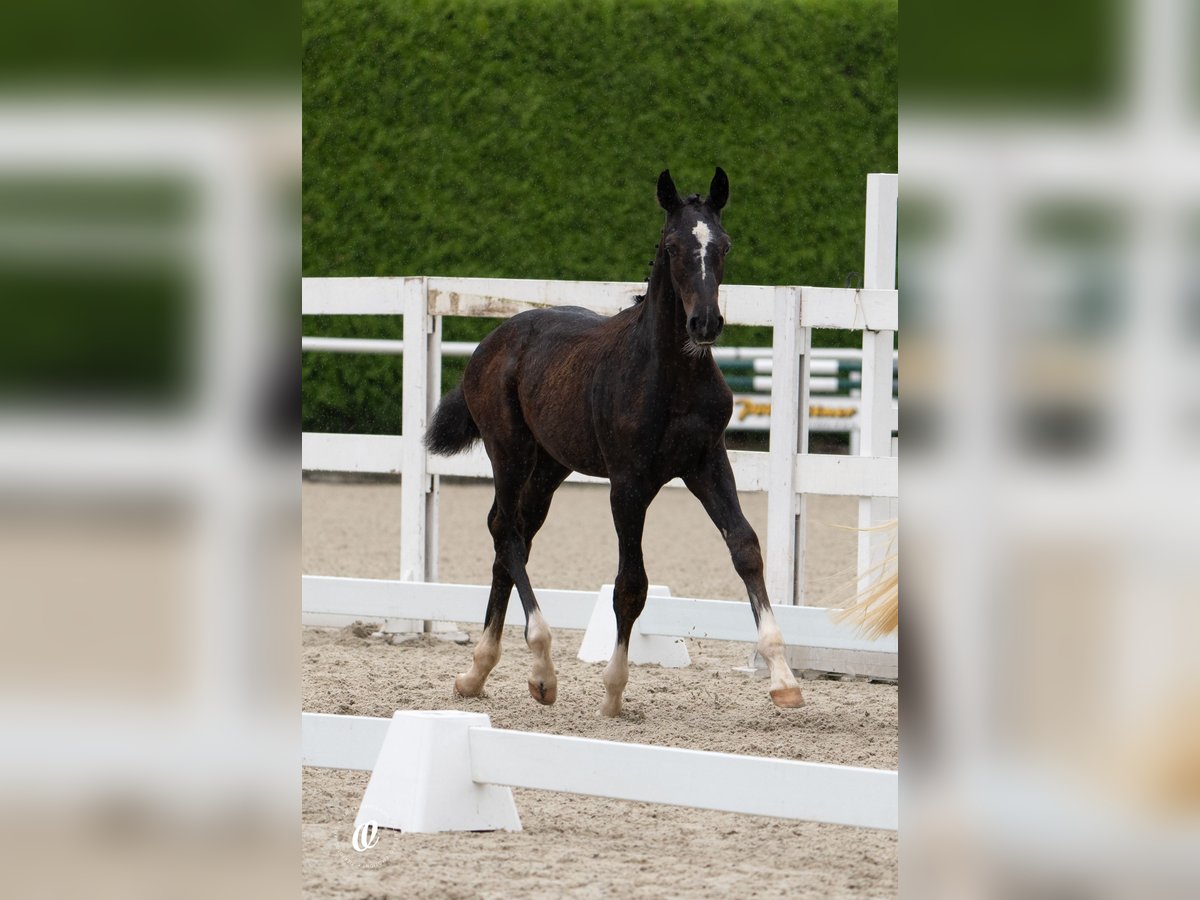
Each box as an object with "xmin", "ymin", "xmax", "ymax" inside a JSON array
[{"xmin": 656, "ymin": 167, "xmax": 732, "ymax": 348}]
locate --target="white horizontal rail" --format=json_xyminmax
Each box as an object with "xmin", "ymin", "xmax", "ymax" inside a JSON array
[
  {"xmin": 301, "ymin": 337, "xmax": 477, "ymax": 356},
  {"xmin": 301, "ymin": 277, "xmax": 897, "ymax": 331},
  {"xmin": 301, "ymin": 433, "xmax": 773, "ymax": 492},
  {"xmin": 301, "ymin": 433, "xmax": 894, "ymax": 497},
  {"xmin": 469, "ymin": 726, "xmax": 897, "ymax": 830},
  {"xmin": 303, "ymin": 336, "xmax": 405, "ymax": 354},
  {"xmin": 301, "ymin": 576, "xmax": 897, "ymax": 655},
  {"xmin": 302, "ymin": 432, "xmax": 403, "ymax": 474},
  {"xmin": 637, "ymin": 595, "xmax": 896, "ymax": 654},
  {"xmin": 0, "ymin": 418, "xmax": 214, "ymax": 489},
  {"xmin": 799, "ymin": 287, "xmax": 897, "ymax": 331},
  {"xmin": 303, "ymin": 712, "xmax": 391, "ymax": 771},
  {"xmin": 425, "ymin": 276, "xmax": 777, "ymax": 326},
  {"xmin": 301, "ymin": 336, "xmax": 896, "ymax": 367},
  {"xmin": 302, "ymin": 277, "xmax": 406, "ymax": 315},
  {"xmin": 797, "ymin": 454, "xmax": 898, "ymax": 499},
  {"xmin": 299, "ymin": 711, "xmax": 898, "ymax": 830},
  {"xmin": 302, "ymin": 575, "xmax": 599, "ymax": 630},
  {"xmin": 427, "ymin": 277, "xmax": 637, "ymax": 318}
]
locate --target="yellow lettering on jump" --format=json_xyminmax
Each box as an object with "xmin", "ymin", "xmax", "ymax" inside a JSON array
[
  {"xmin": 735, "ymin": 399, "xmax": 772, "ymax": 421},
  {"xmin": 734, "ymin": 399, "xmax": 858, "ymax": 421}
]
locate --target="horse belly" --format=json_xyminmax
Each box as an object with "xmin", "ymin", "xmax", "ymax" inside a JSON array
[
  {"xmin": 517, "ymin": 368, "xmax": 609, "ymax": 478},
  {"xmin": 523, "ymin": 399, "xmax": 608, "ymax": 477}
]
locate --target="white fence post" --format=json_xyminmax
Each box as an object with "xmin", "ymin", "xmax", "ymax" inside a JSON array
[
  {"xmin": 400, "ymin": 274, "xmax": 436, "ymax": 584},
  {"xmin": 796, "ymin": 312, "xmax": 812, "ymax": 599},
  {"xmin": 396, "ymin": 279, "xmax": 464, "ymax": 640},
  {"xmin": 425, "ymin": 307, "xmax": 442, "ymax": 585},
  {"xmin": 858, "ymin": 174, "xmax": 898, "ymax": 592},
  {"xmin": 423, "ymin": 309, "xmax": 465, "ymax": 639},
  {"xmin": 391, "ymin": 276, "xmax": 431, "ymax": 636},
  {"xmin": 766, "ymin": 286, "xmax": 807, "ymax": 607},
  {"xmin": 400, "ymin": 275, "xmax": 430, "ymax": 582}
]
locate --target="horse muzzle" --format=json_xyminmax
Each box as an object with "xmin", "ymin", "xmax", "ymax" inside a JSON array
[{"xmin": 687, "ymin": 308, "xmax": 724, "ymax": 345}]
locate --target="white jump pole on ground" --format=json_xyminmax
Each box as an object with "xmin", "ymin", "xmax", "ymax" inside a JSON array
[{"xmin": 301, "ymin": 710, "xmax": 898, "ymax": 834}]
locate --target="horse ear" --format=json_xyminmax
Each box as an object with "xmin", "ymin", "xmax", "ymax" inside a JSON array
[
  {"xmin": 657, "ymin": 169, "xmax": 682, "ymax": 212},
  {"xmin": 706, "ymin": 167, "xmax": 729, "ymax": 212}
]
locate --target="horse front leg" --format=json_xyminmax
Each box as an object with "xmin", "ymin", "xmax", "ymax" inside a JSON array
[
  {"xmin": 601, "ymin": 481, "xmax": 655, "ymax": 717},
  {"xmin": 684, "ymin": 449, "xmax": 805, "ymax": 708}
]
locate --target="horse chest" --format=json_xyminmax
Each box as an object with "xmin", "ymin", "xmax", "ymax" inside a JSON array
[
  {"xmin": 660, "ymin": 403, "xmax": 723, "ymax": 451},
  {"xmin": 645, "ymin": 381, "xmax": 732, "ymax": 473}
]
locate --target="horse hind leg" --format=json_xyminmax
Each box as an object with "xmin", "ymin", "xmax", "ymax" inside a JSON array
[
  {"xmin": 454, "ymin": 503, "xmax": 511, "ymax": 698},
  {"xmin": 483, "ymin": 432, "xmax": 562, "ymax": 706},
  {"xmin": 513, "ymin": 450, "xmax": 568, "ymax": 705},
  {"xmin": 601, "ymin": 482, "xmax": 654, "ymax": 717}
]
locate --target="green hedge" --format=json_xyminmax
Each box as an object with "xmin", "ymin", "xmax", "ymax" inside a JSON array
[{"xmin": 303, "ymin": 0, "xmax": 896, "ymax": 434}]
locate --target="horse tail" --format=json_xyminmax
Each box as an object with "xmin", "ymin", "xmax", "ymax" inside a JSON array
[{"xmin": 425, "ymin": 385, "xmax": 480, "ymax": 455}]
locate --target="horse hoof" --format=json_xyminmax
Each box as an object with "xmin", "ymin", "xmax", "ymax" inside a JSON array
[
  {"xmin": 528, "ymin": 679, "xmax": 557, "ymax": 705},
  {"xmin": 454, "ymin": 674, "xmax": 483, "ymax": 698},
  {"xmin": 599, "ymin": 700, "xmax": 622, "ymax": 718},
  {"xmin": 770, "ymin": 686, "xmax": 806, "ymax": 708}
]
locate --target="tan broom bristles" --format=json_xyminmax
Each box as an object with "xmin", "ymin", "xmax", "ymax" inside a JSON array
[{"xmin": 830, "ymin": 520, "xmax": 898, "ymax": 639}]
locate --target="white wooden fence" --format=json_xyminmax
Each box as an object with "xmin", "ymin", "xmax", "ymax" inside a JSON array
[
  {"xmin": 302, "ymin": 575, "xmax": 898, "ymax": 658},
  {"xmin": 300, "ymin": 336, "xmax": 898, "ymax": 439},
  {"xmin": 301, "ymin": 174, "xmax": 898, "ymax": 672}
]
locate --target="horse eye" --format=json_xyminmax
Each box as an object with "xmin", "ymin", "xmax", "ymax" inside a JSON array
[
  {"xmin": 723, "ymin": 244, "xmax": 732, "ymax": 255},
  {"xmin": 666, "ymin": 245, "xmax": 678, "ymax": 257}
]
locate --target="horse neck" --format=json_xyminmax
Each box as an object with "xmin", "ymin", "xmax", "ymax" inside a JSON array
[{"xmin": 640, "ymin": 245, "xmax": 691, "ymax": 365}]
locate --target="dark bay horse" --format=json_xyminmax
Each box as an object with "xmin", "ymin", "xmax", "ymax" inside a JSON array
[{"xmin": 425, "ymin": 168, "xmax": 804, "ymax": 716}]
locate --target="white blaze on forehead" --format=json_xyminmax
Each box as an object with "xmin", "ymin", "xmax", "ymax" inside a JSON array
[{"xmin": 692, "ymin": 220, "xmax": 712, "ymax": 279}]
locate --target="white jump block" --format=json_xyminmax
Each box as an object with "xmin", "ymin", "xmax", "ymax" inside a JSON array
[
  {"xmin": 577, "ymin": 584, "xmax": 690, "ymax": 667},
  {"xmin": 354, "ymin": 710, "xmax": 521, "ymax": 834}
]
